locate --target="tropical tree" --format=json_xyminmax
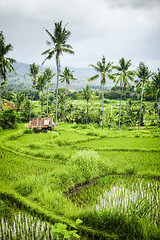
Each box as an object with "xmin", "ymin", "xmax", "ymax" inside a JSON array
[
  {"xmin": 0, "ymin": 31, "xmax": 16, "ymax": 125},
  {"xmin": 88, "ymin": 56, "xmax": 113, "ymax": 130},
  {"xmin": 16, "ymin": 92, "xmax": 25, "ymax": 112},
  {"xmin": 28, "ymin": 63, "xmax": 39, "ymax": 119},
  {"xmin": 136, "ymin": 62, "xmax": 152, "ymax": 130},
  {"xmin": 36, "ymin": 74, "xmax": 46, "ymax": 117},
  {"xmin": 43, "ymin": 67, "xmax": 55, "ymax": 117},
  {"xmin": 112, "ymin": 58, "xmax": 135, "ymax": 130},
  {"xmin": 42, "ymin": 21, "xmax": 74, "ymax": 125},
  {"xmin": 82, "ymin": 84, "xmax": 93, "ymax": 124},
  {"xmin": 151, "ymin": 68, "xmax": 160, "ymax": 132},
  {"xmin": 60, "ymin": 66, "xmax": 76, "ymax": 122}
]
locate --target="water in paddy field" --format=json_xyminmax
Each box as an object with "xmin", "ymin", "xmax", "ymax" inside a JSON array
[
  {"xmin": 0, "ymin": 200, "xmax": 89, "ymax": 240},
  {"xmin": 69, "ymin": 175, "xmax": 160, "ymax": 226},
  {"xmin": 96, "ymin": 179, "xmax": 160, "ymax": 224}
]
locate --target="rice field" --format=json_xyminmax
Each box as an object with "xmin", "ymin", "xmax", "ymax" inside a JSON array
[
  {"xmin": 0, "ymin": 123, "xmax": 160, "ymax": 239},
  {"xmin": 0, "ymin": 200, "xmax": 83, "ymax": 240}
]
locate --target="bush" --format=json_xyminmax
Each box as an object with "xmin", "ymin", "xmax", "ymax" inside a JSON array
[
  {"xmin": 69, "ymin": 150, "xmax": 101, "ymax": 182},
  {"xmin": 1, "ymin": 109, "xmax": 18, "ymax": 129}
]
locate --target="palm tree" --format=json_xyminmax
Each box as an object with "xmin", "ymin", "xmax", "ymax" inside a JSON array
[
  {"xmin": 42, "ymin": 21, "xmax": 74, "ymax": 125},
  {"xmin": 88, "ymin": 56, "xmax": 113, "ymax": 130},
  {"xmin": 36, "ymin": 74, "xmax": 46, "ymax": 117},
  {"xmin": 28, "ymin": 63, "xmax": 39, "ymax": 119},
  {"xmin": 0, "ymin": 31, "xmax": 16, "ymax": 124},
  {"xmin": 16, "ymin": 92, "xmax": 25, "ymax": 112},
  {"xmin": 60, "ymin": 66, "xmax": 76, "ymax": 122},
  {"xmin": 43, "ymin": 67, "xmax": 55, "ymax": 117},
  {"xmin": 113, "ymin": 58, "xmax": 135, "ymax": 130},
  {"xmin": 151, "ymin": 68, "xmax": 160, "ymax": 132},
  {"xmin": 82, "ymin": 84, "xmax": 93, "ymax": 124},
  {"xmin": 136, "ymin": 62, "xmax": 152, "ymax": 130}
]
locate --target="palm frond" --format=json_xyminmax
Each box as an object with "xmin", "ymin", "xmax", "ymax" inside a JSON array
[
  {"xmin": 46, "ymin": 29, "xmax": 56, "ymax": 43},
  {"xmin": 89, "ymin": 64, "xmax": 101, "ymax": 73},
  {"xmin": 61, "ymin": 48, "xmax": 74, "ymax": 54},
  {"xmin": 88, "ymin": 74, "xmax": 99, "ymax": 81},
  {"xmin": 63, "ymin": 43, "xmax": 73, "ymax": 49}
]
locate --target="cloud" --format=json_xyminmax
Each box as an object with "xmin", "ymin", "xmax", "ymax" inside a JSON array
[
  {"xmin": 0, "ymin": 0, "xmax": 159, "ymax": 71},
  {"xmin": 105, "ymin": 0, "xmax": 160, "ymax": 9}
]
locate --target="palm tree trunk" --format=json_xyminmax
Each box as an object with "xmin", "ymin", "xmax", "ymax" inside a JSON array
[
  {"xmin": 55, "ymin": 55, "xmax": 60, "ymax": 125},
  {"xmin": 29, "ymin": 91, "xmax": 35, "ymax": 119},
  {"xmin": 102, "ymin": 84, "xmax": 104, "ymax": 131},
  {"xmin": 63, "ymin": 87, "xmax": 67, "ymax": 122},
  {"xmin": 41, "ymin": 90, "xmax": 43, "ymax": 118},
  {"xmin": 118, "ymin": 82, "xmax": 123, "ymax": 131},
  {"xmin": 157, "ymin": 96, "xmax": 159, "ymax": 132},
  {"xmin": 47, "ymin": 87, "xmax": 49, "ymax": 117},
  {"xmin": 86, "ymin": 99, "xmax": 89, "ymax": 124},
  {"xmin": 138, "ymin": 83, "xmax": 144, "ymax": 130}
]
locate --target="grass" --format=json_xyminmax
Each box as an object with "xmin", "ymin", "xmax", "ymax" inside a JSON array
[{"xmin": 0, "ymin": 122, "xmax": 160, "ymax": 239}]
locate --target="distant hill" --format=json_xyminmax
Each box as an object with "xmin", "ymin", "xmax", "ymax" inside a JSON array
[{"xmin": 6, "ymin": 62, "xmax": 114, "ymax": 91}]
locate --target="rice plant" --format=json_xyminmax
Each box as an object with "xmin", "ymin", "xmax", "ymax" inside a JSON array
[{"xmin": 0, "ymin": 200, "xmax": 82, "ymax": 239}]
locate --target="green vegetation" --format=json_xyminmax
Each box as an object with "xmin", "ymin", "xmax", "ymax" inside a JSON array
[
  {"xmin": 0, "ymin": 123, "xmax": 160, "ymax": 239},
  {"xmin": 0, "ymin": 24, "xmax": 160, "ymax": 239}
]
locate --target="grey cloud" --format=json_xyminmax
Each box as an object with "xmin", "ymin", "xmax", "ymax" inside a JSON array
[
  {"xmin": 105, "ymin": 0, "xmax": 160, "ymax": 9},
  {"xmin": 0, "ymin": 0, "xmax": 159, "ymax": 71}
]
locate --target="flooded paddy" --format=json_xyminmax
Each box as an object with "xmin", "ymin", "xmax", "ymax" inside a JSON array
[
  {"xmin": 0, "ymin": 200, "xmax": 86, "ymax": 240},
  {"xmin": 69, "ymin": 175, "xmax": 160, "ymax": 226},
  {"xmin": 0, "ymin": 201, "xmax": 54, "ymax": 239}
]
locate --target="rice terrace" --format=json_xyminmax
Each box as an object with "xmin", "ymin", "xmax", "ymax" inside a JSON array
[
  {"xmin": 0, "ymin": 20, "xmax": 160, "ymax": 239},
  {"xmin": 0, "ymin": 123, "xmax": 160, "ymax": 239}
]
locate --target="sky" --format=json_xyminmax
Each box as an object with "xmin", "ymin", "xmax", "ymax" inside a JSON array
[{"xmin": 0, "ymin": 0, "xmax": 160, "ymax": 72}]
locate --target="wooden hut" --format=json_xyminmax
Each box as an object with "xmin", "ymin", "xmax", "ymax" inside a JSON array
[{"xmin": 28, "ymin": 117, "xmax": 55, "ymax": 132}]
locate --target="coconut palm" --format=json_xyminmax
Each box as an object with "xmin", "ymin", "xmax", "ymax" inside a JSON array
[
  {"xmin": 0, "ymin": 31, "xmax": 16, "ymax": 124},
  {"xmin": 88, "ymin": 56, "xmax": 113, "ymax": 130},
  {"xmin": 60, "ymin": 67, "xmax": 76, "ymax": 122},
  {"xmin": 113, "ymin": 58, "xmax": 135, "ymax": 130},
  {"xmin": 136, "ymin": 62, "xmax": 152, "ymax": 130},
  {"xmin": 36, "ymin": 74, "xmax": 46, "ymax": 117},
  {"xmin": 82, "ymin": 84, "xmax": 93, "ymax": 124},
  {"xmin": 151, "ymin": 68, "xmax": 160, "ymax": 132},
  {"xmin": 28, "ymin": 63, "xmax": 39, "ymax": 119},
  {"xmin": 42, "ymin": 21, "xmax": 74, "ymax": 125},
  {"xmin": 16, "ymin": 92, "xmax": 25, "ymax": 112},
  {"xmin": 43, "ymin": 67, "xmax": 55, "ymax": 117}
]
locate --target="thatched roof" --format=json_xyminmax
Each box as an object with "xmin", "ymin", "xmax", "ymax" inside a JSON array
[{"xmin": 28, "ymin": 118, "xmax": 54, "ymax": 129}]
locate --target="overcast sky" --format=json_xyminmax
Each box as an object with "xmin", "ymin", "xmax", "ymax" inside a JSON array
[{"xmin": 0, "ymin": 0, "xmax": 160, "ymax": 71}]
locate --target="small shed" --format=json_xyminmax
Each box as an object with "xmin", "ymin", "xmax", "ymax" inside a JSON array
[{"xmin": 28, "ymin": 117, "xmax": 55, "ymax": 132}]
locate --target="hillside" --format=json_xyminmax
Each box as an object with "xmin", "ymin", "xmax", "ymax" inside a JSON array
[{"xmin": 6, "ymin": 62, "xmax": 114, "ymax": 91}]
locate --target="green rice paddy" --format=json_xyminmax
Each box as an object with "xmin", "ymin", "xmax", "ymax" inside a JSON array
[{"xmin": 0, "ymin": 123, "xmax": 160, "ymax": 239}]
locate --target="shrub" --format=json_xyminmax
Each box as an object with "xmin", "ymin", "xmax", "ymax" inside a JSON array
[
  {"xmin": 69, "ymin": 150, "xmax": 101, "ymax": 182},
  {"xmin": 1, "ymin": 109, "xmax": 18, "ymax": 129},
  {"xmin": 24, "ymin": 129, "xmax": 33, "ymax": 134}
]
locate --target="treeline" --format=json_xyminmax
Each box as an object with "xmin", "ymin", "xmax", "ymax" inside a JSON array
[
  {"xmin": 1, "ymin": 86, "xmax": 158, "ymax": 128},
  {"xmin": 0, "ymin": 24, "xmax": 160, "ymax": 131}
]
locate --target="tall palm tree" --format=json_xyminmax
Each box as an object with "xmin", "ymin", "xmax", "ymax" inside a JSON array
[
  {"xmin": 28, "ymin": 63, "xmax": 39, "ymax": 119},
  {"xmin": 16, "ymin": 92, "xmax": 25, "ymax": 112},
  {"xmin": 42, "ymin": 21, "xmax": 74, "ymax": 125},
  {"xmin": 36, "ymin": 74, "xmax": 46, "ymax": 117},
  {"xmin": 151, "ymin": 68, "xmax": 160, "ymax": 132},
  {"xmin": 60, "ymin": 66, "xmax": 76, "ymax": 122},
  {"xmin": 136, "ymin": 62, "xmax": 152, "ymax": 130},
  {"xmin": 113, "ymin": 58, "xmax": 135, "ymax": 130},
  {"xmin": 82, "ymin": 84, "xmax": 93, "ymax": 124},
  {"xmin": 88, "ymin": 56, "xmax": 113, "ymax": 130},
  {"xmin": 43, "ymin": 67, "xmax": 55, "ymax": 117},
  {"xmin": 0, "ymin": 31, "xmax": 16, "ymax": 124}
]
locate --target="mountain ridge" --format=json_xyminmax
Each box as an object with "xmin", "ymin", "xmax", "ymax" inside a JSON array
[{"xmin": 6, "ymin": 62, "xmax": 114, "ymax": 91}]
